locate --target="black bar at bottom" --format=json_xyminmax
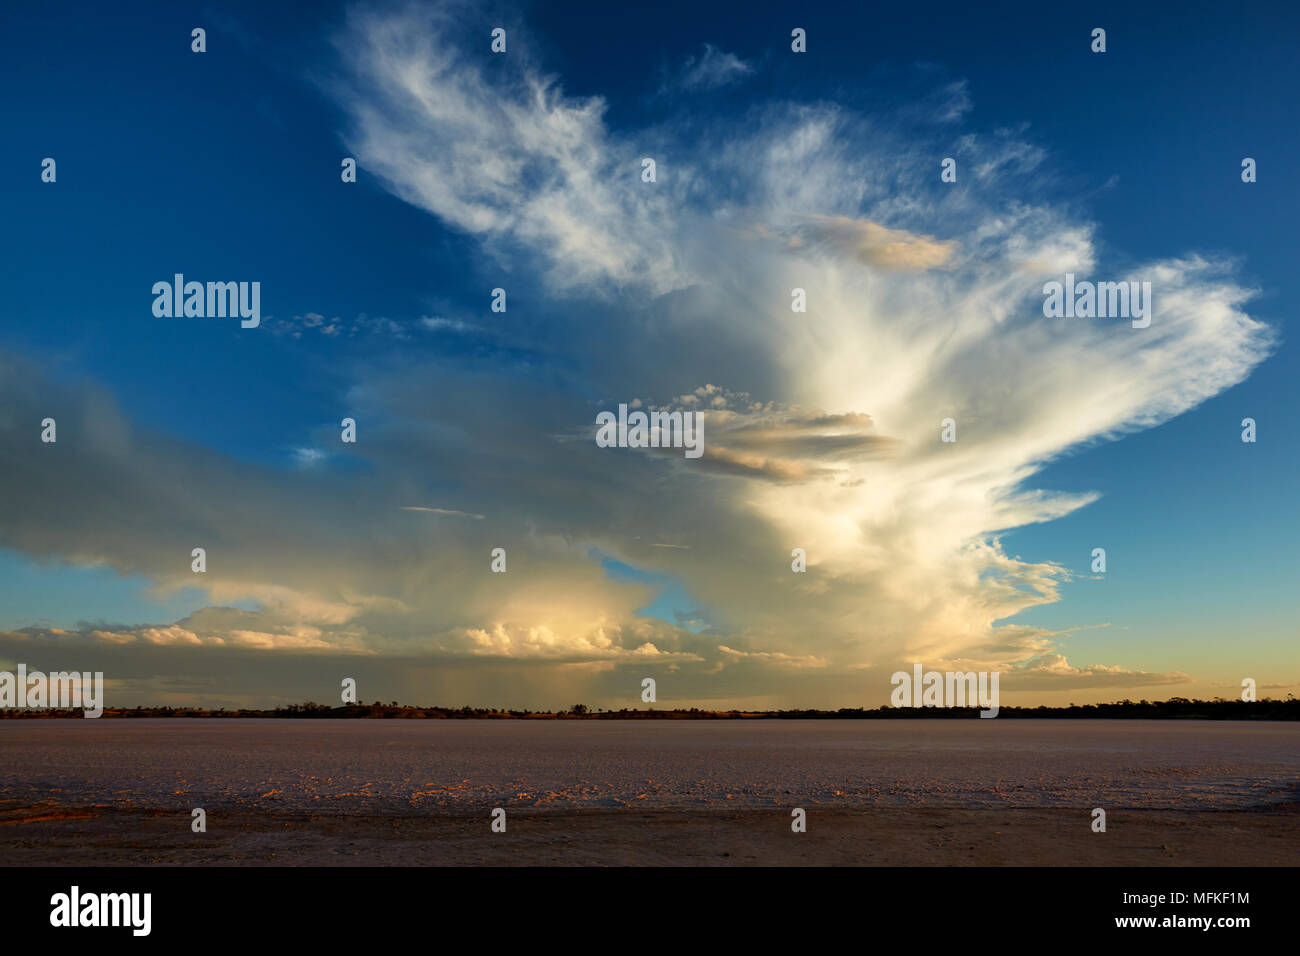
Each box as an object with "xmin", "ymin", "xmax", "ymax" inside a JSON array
[{"xmin": 1, "ymin": 865, "xmax": 1276, "ymax": 943}]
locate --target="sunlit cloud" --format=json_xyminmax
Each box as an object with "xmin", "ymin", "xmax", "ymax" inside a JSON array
[{"xmin": 0, "ymin": 0, "xmax": 1276, "ymax": 708}]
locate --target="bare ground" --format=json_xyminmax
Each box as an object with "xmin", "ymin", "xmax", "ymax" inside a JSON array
[{"xmin": 1, "ymin": 802, "xmax": 1296, "ymax": 866}]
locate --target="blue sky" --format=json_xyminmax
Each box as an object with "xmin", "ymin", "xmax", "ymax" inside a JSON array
[{"xmin": 0, "ymin": 0, "xmax": 1295, "ymax": 708}]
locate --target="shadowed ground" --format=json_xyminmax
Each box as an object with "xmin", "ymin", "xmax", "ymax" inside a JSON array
[{"xmin": 2, "ymin": 804, "xmax": 1296, "ymax": 866}]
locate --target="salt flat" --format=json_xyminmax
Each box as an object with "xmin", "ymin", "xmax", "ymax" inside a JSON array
[
  {"xmin": 2, "ymin": 719, "xmax": 1295, "ymax": 865},
  {"xmin": 1, "ymin": 718, "xmax": 1295, "ymax": 813}
]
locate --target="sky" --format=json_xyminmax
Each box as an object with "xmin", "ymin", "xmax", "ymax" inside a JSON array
[{"xmin": 0, "ymin": 0, "xmax": 1296, "ymax": 710}]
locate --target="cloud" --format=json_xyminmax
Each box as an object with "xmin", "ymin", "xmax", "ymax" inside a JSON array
[
  {"xmin": 329, "ymin": 1, "xmax": 685, "ymax": 295},
  {"xmin": 271, "ymin": 311, "xmax": 410, "ymax": 339},
  {"xmin": 592, "ymin": 386, "xmax": 898, "ymax": 483},
  {"xmin": 670, "ymin": 43, "xmax": 753, "ymax": 92},
  {"xmin": 717, "ymin": 645, "xmax": 827, "ymax": 670},
  {"xmin": 401, "ymin": 506, "xmax": 486, "ymax": 519},
  {"xmin": 420, "ymin": 315, "xmax": 482, "ymax": 334},
  {"xmin": 0, "ymin": 0, "xmax": 1278, "ymax": 708},
  {"xmin": 319, "ymin": 1, "xmax": 1274, "ymax": 685},
  {"xmin": 930, "ymin": 79, "xmax": 972, "ymax": 123},
  {"xmin": 1003, "ymin": 653, "xmax": 1191, "ymax": 691},
  {"xmin": 293, "ymin": 447, "xmax": 327, "ymax": 467},
  {"xmin": 793, "ymin": 215, "xmax": 958, "ymax": 271},
  {"xmin": 437, "ymin": 623, "xmax": 703, "ymax": 661}
]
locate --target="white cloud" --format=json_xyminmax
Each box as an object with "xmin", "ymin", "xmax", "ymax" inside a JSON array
[
  {"xmin": 0, "ymin": 1, "xmax": 1275, "ymax": 706},
  {"xmin": 419, "ymin": 315, "xmax": 481, "ymax": 333},
  {"xmin": 674, "ymin": 43, "xmax": 753, "ymax": 91},
  {"xmin": 321, "ymin": 1, "xmax": 1273, "ymax": 681},
  {"xmin": 331, "ymin": 1, "xmax": 685, "ymax": 295},
  {"xmin": 292, "ymin": 446, "xmax": 326, "ymax": 467}
]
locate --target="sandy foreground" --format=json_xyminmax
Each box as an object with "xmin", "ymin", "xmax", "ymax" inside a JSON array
[{"xmin": 1, "ymin": 803, "xmax": 1296, "ymax": 866}]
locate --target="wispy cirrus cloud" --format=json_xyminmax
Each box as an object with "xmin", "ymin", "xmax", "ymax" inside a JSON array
[
  {"xmin": 666, "ymin": 43, "xmax": 754, "ymax": 92},
  {"xmin": 401, "ymin": 506, "xmax": 486, "ymax": 519}
]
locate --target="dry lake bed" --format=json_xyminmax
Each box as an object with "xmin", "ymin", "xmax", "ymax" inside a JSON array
[{"xmin": 1, "ymin": 719, "xmax": 1295, "ymax": 866}]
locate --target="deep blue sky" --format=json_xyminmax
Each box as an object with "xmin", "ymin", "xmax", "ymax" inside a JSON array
[{"xmin": 1, "ymin": 0, "xmax": 1295, "ymax": 702}]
